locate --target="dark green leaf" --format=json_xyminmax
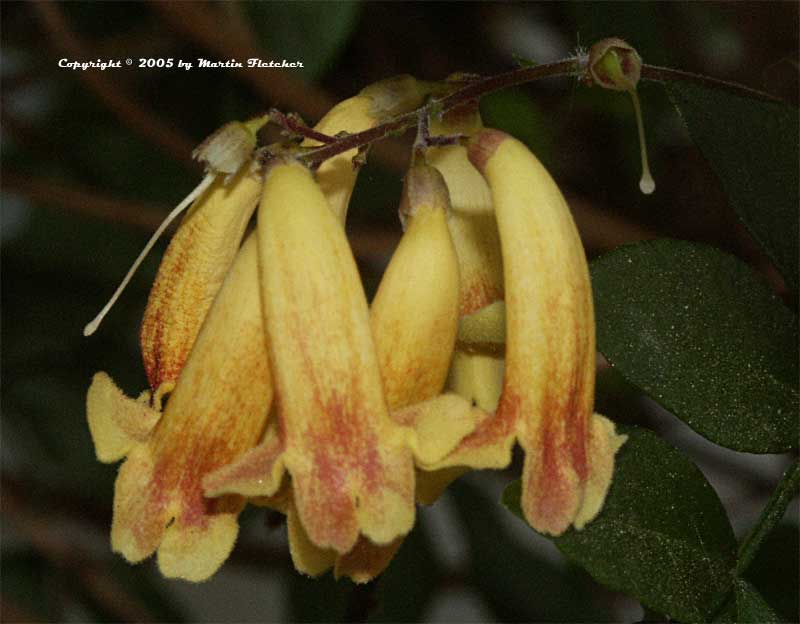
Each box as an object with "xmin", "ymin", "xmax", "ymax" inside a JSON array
[
  {"xmin": 666, "ymin": 80, "xmax": 799, "ymax": 293},
  {"xmin": 715, "ymin": 579, "xmax": 784, "ymax": 624},
  {"xmin": 502, "ymin": 426, "xmax": 737, "ymax": 622},
  {"xmin": 453, "ymin": 478, "xmax": 612, "ymax": 622},
  {"xmin": 591, "ymin": 239, "xmax": 799, "ymax": 453},
  {"xmin": 246, "ymin": 2, "xmax": 362, "ymax": 81},
  {"xmin": 733, "ymin": 579, "xmax": 781, "ymax": 623},
  {"xmin": 744, "ymin": 524, "xmax": 799, "ymax": 622}
]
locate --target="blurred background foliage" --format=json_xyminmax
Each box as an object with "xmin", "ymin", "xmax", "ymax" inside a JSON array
[{"xmin": 1, "ymin": 2, "xmax": 797, "ymax": 622}]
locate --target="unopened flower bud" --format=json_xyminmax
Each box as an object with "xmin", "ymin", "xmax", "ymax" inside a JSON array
[
  {"xmin": 587, "ymin": 38, "xmax": 654, "ymax": 194},
  {"xmin": 587, "ymin": 37, "xmax": 642, "ymax": 92},
  {"xmin": 398, "ymin": 164, "xmax": 452, "ymax": 229}
]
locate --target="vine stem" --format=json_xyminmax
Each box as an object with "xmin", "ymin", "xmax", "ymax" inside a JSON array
[
  {"xmin": 284, "ymin": 56, "xmax": 784, "ymax": 169},
  {"xmin": 736, "ymin": 456, "xmax": 800, "ymax": 576},
  {"xmin": 707, "ymin": 457, "xmax": 799, "ymax": 621}
]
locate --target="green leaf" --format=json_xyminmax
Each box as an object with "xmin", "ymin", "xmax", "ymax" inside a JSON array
[
  {"xmin": 453, "ymin": 479, "xmax": 613, "ymax": 622},
  {"xmin": 744, "ymin": 524, "xmax": 799, "ymax": 622},
  {"xmin": 502, "ymin": 426, "xmax": 737, "ymax": 622},
  {"xmin": 733, "ymin": 579, "xmax": 782, "ymax": 623},
  {"xmin": 591, "ymin": 239, "xmax": 799, "ymax": 453},
  {"xmin": 715, "ymin": 579, "xmax": 784, "ymax": 624},
  {"xmin": 666, "ymin": 80, "xmax": 799, "ymax": 293},
  {"xmin": 246, "ymin": 2, "xmax": 362, "ymax": 81}
]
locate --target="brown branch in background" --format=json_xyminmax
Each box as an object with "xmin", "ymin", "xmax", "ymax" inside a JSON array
[
  {"xmin": 2, "ymin": 485, "xmax": 156, "ymax": 623},
  {"xmin": 1, "ymin": 476, "xmax": 291, "ymax": 573},
  {"xmin": 3, "ymin": 171, "xmax": 169, "ymax": 232},
  {"xmin": 3, "ymin": 168, "xmax": 658, "ymax": 268},
  {"xmin": 32, "ymin": 2, "xmax": 197, "ymax": 168},
  {"xmin": 2, "ymin": 170, "xmax": 402, "ymax": 264}
]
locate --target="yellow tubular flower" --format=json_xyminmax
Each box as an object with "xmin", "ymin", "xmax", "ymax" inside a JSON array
[
  {"xmin": 335, "ymin": 164, "xmax": 465, "ymax": 582},
  {"xmin": 205, "ymin": 162, "xmax": 481, "ymax": 582},
  {"xmin": 370, "ymin": 164, "xmax": 461, "ymax": 408},
  {"xmin": 205, "ymin": 161, "xmax": 416, "ymax": 554},
  {"xmin": 108, "ymin": 233, "xmax": 273, "ymax": 581},
  {"xmin": 86, "ymin": 121, "xmax": 263, "ymax": 462},
  {"xmin": 424, "ymin": 130, "xmax": 625, "ymax": 535},
  {"xmin": 140, "ymin": 160, "xmax": 262, "ymax": 395}
]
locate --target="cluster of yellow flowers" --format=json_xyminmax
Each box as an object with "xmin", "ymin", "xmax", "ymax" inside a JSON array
[{"xmin": 86, "ymin": 75, "xmax": 626, "ymax": 584}]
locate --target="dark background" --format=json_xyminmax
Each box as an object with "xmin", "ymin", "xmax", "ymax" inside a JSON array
[{"xmin": 2, "ymin": 2, "xmax": 797, "ymax": 622}]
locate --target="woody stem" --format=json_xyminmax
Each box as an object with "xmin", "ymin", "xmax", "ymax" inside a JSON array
[
  {"xmin": 736, "ymin": 456, "xmax": 800, "ymax": 576},
  {"xmin": 289, "ymin": 57, "xmax": 783, "ymax": 169}
]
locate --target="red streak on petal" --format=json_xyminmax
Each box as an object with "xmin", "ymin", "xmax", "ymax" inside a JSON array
[{"xmin": 450, "ymin": 381, "xmax": 518, "ymax": 453}]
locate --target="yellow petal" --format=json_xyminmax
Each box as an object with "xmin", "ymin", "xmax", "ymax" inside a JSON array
[
  {"xmin": 370, "ymin": 164, "xmax": 460, "ymax": 410},
  {"xmin": 419, "ymin": 351, "xmax": 504, "ymax": 503},
  {"xmin": 420, "ymin": 408, "xmax": 517, "ymax": 473},
  {"xmin": 445, "ymin": 350, "xmax": 505, "ymax": 412},
  {"xmin": 157, "ymin": 511, "xmax": 241, "ymax": 583},
  {"xmin": 468, "ymin": 130, "xmax": 624, "ymax": 535},
  {"xmin": 287, "ymin": 497, "xmax": 336, "ymax": 577},
  {"xmin": 86, "ymin": 372, "xmax": 161, "ymax": 463},
  {"xmin": 111, "ymin": 233, "xmax": 273, "ymax": 579},
  {"xmin": 306, "ymin": 95, "xmax": 374, "ymax": 224},
  {"xmin": 394, "ymin": 394, "xmax": 488, "ymax": 467},
  {"xmin": 140, "ymin": 163, "xmax": 261, "ymax": 393},
  {"xmin": 258, "ymin": 161, "xmax": 414, "ymax": 554},
  {"xmin": 202, "ymin": 423, "xmax": 286, "ymax": 499},
  {"xmin": 329, "ymin": 164, "xmax": 463, "ymax": 581},
  {"xmin": 428, "ymin": 109, "xmax": 504, "ymax": 316}
]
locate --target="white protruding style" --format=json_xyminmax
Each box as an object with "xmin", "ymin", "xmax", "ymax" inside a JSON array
[{"xmin": 83, "ymin": 174, "xmax": 215, "ymax": 337}]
